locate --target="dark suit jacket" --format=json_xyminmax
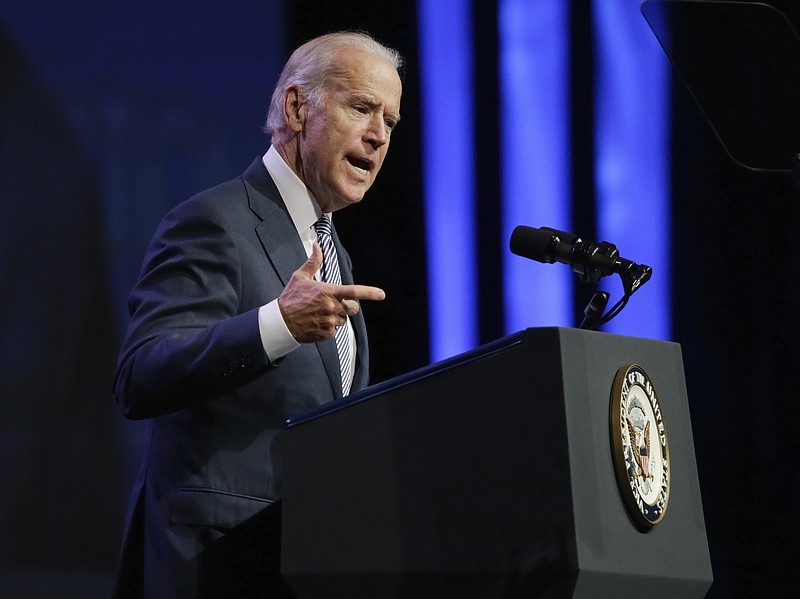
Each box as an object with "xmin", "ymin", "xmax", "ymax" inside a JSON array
[{"xmin": 112, "ymin": 158, "xmax": 370, "ymax": 597}]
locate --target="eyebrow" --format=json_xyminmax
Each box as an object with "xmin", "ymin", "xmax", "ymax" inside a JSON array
[{"xmin": 351, "ymin": 94, "xmax": 401, "ymax": 123}]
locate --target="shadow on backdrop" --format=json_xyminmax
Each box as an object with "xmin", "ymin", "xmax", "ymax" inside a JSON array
[{"xmin": 0, "ymin": 24, "xmax": 124, "ymax": 597}]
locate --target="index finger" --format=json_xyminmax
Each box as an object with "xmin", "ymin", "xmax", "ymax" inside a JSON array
[{"xmin": 328, "ymin": 283, "xmax": 386, "ymax": 302}]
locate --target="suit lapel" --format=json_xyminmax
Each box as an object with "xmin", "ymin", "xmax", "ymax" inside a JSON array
[
  {"xmin": 242, "ymin": 158, "xmax": 306, "ymax": 288},
  {"xmin": 241, "ymin": 157, "xmax": 345, "ymax": 398}
]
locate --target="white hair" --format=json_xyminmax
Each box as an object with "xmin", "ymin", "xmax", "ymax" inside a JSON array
[{"xmin": 263, "ymin": 31, "xmax": 403, "ymax": 144}]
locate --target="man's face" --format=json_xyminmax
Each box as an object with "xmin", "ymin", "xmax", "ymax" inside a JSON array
[{"xmin": 295, "ymin": 48, "xmax": 402, "ymax": 213}]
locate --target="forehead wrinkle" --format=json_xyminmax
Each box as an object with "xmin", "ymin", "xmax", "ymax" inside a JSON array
[{"xmin": 320, "ymin": 53, "xmax": 402, "ymax": 121}]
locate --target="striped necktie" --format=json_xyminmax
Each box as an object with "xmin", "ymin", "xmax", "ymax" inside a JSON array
[{"xmin": 314, "ymin": 214, "xmax": 354, "ymax": 395}]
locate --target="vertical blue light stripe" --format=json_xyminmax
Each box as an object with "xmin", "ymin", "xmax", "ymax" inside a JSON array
[
  {"xmin": 593, "ymin": 0, "xmax": 670, "ymax": 339},
  {"xmin": 418, "ymin": 0, "xmax": 477, "ymax": 360},
  {"xmin": 500, "ymin": 0, "xmax": 572, "ymax": 333}
]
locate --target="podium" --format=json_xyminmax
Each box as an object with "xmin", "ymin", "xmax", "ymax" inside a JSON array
[{"xmin": 281, "ymin": 328, "xmax": 713, "ymax": 598}]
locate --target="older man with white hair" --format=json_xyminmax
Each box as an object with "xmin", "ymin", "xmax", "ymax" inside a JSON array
[{"xmin": 112, "ymin": 31, "xmax": 403, "ymax": 597}]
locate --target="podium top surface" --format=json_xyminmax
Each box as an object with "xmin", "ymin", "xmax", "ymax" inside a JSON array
[
  {"xmin": 285, "ymin": 327, "xmax": 678, "ymax": 429},
  {"xmin": 286, "ymin": 330, "xmax": 528, "ymax": 429}
]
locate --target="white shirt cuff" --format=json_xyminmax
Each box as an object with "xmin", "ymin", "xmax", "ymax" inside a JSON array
[{"xmin": 258, "ymin": 299, "xmax": 301, "ymax": 364}]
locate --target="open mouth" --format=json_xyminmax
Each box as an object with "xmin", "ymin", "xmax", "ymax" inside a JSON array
[{"xmin": 346, "ymin": 156, "xmax": 372, "ymax": 174}]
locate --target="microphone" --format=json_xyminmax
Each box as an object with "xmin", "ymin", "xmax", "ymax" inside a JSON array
[{"xmin": 509, "ymin": 225, "xmax": 652, "ymax": 293}]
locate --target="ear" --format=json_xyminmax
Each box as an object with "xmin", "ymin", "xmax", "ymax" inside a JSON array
[{"xmin": 283, "ymin": 86, "xmax": 307, "ymax": 133}]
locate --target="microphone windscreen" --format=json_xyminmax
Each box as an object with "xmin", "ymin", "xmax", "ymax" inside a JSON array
[{"xmin": 509, "ymin": 226, "xmax": 553, "ymax": 263}]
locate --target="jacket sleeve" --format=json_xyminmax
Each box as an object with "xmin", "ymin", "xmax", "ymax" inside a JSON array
[{"xmin": 113, "ymin": 194, "xmax": 274, "ymax": 419}]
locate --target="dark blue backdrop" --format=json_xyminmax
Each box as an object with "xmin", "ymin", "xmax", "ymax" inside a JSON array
[{"xmin": 0, "ymin": 1, "xmax": 286, "ymax": 595}]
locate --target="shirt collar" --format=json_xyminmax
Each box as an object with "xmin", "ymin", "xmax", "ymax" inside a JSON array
[{"xmin": 262, "ymin": 145, "xmax": 325, "ymax": 234}]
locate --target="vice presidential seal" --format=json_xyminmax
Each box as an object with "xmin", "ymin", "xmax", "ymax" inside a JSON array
[{"xmin": 610, "ymin": 364, "xmax": 670, "ymax": 530}]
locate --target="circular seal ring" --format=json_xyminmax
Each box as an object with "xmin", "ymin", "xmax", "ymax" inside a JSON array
[{"xmin": 610, "ymin": 364, "xmax": 670, "ymax": 530}]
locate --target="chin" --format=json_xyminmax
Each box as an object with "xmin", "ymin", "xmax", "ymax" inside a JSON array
[
  {"xmin": 322, "ymin": 196, "xmax": 361, "ymax": 213},
  {"xmin": 340, "ymin": 197, "xmax": 364, "ymax": 210},
  {"xmin": 340, "ymin": 188, "xmax": 368, "ymax": 206}
]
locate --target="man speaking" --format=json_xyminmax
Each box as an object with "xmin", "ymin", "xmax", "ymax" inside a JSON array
[{"xmin": 112, "ymin": 31, "xmax": 403, "ymax": 597}]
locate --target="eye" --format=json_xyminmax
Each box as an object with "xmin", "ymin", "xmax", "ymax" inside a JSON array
[
  {"xmin": 353, "ymin": 104, "xmax": 369, "ymax": 115},
  {"xmin": 384, "ymin": 119, "xmax": 397, "ymax": 132}
]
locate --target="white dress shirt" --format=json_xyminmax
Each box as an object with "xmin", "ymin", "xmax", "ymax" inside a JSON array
[{"xmin": 257, "ymin": 146, "xmax": 357, "ymax": 384}]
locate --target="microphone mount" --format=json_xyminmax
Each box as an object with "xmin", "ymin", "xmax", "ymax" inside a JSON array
[
  {"xmin": 510, "ymin": 225, "xmax": 653, "ymax": 330},
  {"xmin": 537, "ymin": 227, "xmax": 652, "ymax": 296}
]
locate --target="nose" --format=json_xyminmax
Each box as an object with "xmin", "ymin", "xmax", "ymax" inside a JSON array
[{"xmin": 365, "ymin": 114, "xmax": 389, "ymax": 148}]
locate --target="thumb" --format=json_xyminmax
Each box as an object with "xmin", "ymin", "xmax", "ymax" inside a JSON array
[{"xmin": 294, "ymin": 242, "xmax": 323, "ymax": 280}]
